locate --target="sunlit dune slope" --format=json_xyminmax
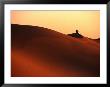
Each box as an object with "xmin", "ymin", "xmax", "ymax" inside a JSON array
[{"xmin": 11, "ymin": 24, "xmax": 100, "ymax": 77}]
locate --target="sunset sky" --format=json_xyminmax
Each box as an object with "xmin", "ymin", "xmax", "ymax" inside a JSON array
[{"xmin": 11, "ymin": 11, "xmax": 100, "ymax": 39}]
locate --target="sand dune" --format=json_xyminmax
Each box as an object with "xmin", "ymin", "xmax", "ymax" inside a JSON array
[{"xmin": 11, "ymin": 24, "xmax": 100, "ymax": 77}]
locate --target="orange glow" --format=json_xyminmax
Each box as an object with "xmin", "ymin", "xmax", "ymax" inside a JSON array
[{"xmin": 11, "ymin": 11, "xmax": 100, "ymax": 39}]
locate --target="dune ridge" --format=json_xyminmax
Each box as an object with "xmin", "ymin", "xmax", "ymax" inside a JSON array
[{"xmin": 11, "ymin": 24, "xmax": 100, "ymax": 77}]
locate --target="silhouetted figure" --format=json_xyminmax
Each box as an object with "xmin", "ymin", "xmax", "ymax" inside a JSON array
[
  {"xmin": 68, "ymin": 29, "xmax": 83, "ymax": 38},
  {"xmin": 76, "ymin": 30, "xmax": 78, "ymax": 34}
]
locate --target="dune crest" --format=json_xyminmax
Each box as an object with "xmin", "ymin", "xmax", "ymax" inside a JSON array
[{"xmin": 11, "ymin": 24, "xmax": 100, "ymax": 77}]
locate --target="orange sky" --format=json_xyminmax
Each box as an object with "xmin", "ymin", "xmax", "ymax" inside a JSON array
[{"xmin": 11, "ymin": 11, "xmax": 100, "ymax": 39}]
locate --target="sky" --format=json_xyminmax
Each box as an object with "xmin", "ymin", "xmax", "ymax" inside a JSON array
[{"xmin": 11, "ymin": 11, "xmax": 100, "ymax": 39}]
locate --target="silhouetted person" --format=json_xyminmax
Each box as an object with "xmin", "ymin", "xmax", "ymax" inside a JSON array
[
  {"xmin": 76, "ymin": 30, "xmax": 79, "ymax": 34},
  {"xmin": 68, "ymin": 29, "xmax": 83, "ymax": 38}
]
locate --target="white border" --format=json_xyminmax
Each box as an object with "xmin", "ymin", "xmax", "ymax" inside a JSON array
[{"xmin": 4, "ymin": 4, "xmax": 107, "ymax": 84}]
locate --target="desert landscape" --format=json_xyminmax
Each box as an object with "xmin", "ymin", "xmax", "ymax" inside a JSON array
[{"xmin": 11, "ymin": 24, "xmax": 100, "ymax": 77}]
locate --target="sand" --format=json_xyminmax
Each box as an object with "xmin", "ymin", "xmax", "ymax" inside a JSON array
[{"xmin": 11, "ymin": 24, "xmax": 100, "ymax": 77}]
